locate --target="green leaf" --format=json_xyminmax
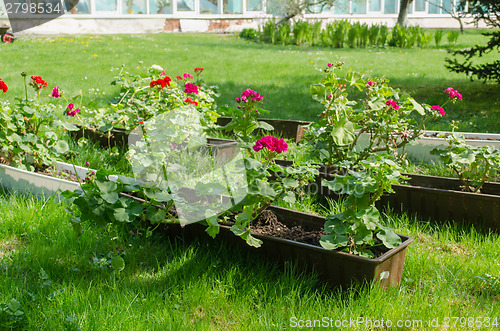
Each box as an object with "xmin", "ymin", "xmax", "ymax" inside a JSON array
[
  {"xmin": 245, "ymin": 233, "xmax": 263, "ymax": 248},
  {"xmin": 205, "ymin": 216, "xmax": 220, "ymax": 238},
  {"xmin": 110, "ymin": 256, "xmax": 125, "ymax": 272},
  {"xmin": 257, "ymin": 121, "xmax": 274, "ymax": 131},
  {"xmin": 282, "ymin": 177, "xmax": 298, "ymax": 189},
  {"xmin": 283, "ymin": 191, "xmax": 296, "ymax": 204},
  {"xmin": 324, "ymin": 214, "xmax": 347, "ymax": 234},
  {"xmin": 113, "ymin": 208, "xmax": 132, "ymax": 222},
  {"xmin": 319, "ymin": 233, "xmax": 349, "ymax": 250},
  {"xmin": 101, "ymin": 192, "xmax": 119, "ymax": 204},
  {"xmin": 409, "ymin": 97, "xmax": 425, "ymax": 115},
  {"xmin": 331, "ymin": 117, "xmax": 355, "ymax": 146},
  {"xmin": 96, "ymin": 180, "xmax": 118, "ymax": 193},
  {"xmin": 145, "ymin": 207, "xmax": 167, "ymax": 224},
  {"xmin": 144, "ymin": 189, "xmax": 171, "ymax": 202},
  {"xmin": 376, "ymin": 227, "xmax": 402, "ymax": 249},
  {"xmin": 51, "ymin": 140, "xmax": 69, "ymax": 154}
]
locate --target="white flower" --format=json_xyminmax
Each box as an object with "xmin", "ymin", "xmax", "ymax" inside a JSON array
[{"xmin": 150, "ymin": 65, "xmax": 164, "ymax": 73}]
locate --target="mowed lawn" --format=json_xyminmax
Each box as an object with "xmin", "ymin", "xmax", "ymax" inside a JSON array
[{"xmin": 0, "ymin": 29, "xmax": 499, "ymax": 132}]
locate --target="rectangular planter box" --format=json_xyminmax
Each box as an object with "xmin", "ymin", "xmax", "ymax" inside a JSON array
[
  {"xmin": 0, "ymin": 161, "xmax": 87, "ymax": 198},
  {"xmin": 165, "ymin": 205, "xmax": 413, "ymax": 288},
  {"xmin": 70, "ymin": 125, "xmax": 239, "ymax": 164},
  {"xmin": 216, "ymin": 117, "xmax": 311, "ymax": 143},
  {"xmin": 357, "ymin": 130, "xmax": 500, "ymax": 163},
  {"xmin": 275, "ymin": 160, "xmax": 500, "ymax": 231},
  {"xmin": 379, "ymin": 173, "xmax": 500, "ymax": 231}
]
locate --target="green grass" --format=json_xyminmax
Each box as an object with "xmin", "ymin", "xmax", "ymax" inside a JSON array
[
  {"xmin": 0, "ymin": 191, "xmax": 499, "ymax": 329},
  {"xmin": 0, "ymin": 30, "xmax": 499, "ymax": 132}
]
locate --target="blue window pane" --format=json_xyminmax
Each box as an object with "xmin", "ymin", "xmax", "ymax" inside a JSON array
[
  {"xmin": 201, "ymin": 0, "xmax": 218, "ymax": 13},
  {"xmin": 352, "ymin": 0, "xmax": 366, "ymax": 14},
  {"xmin": 96, "ymin": 0, "xmax": 117, "ymax": 11},
  {"xmin": 177, "ymin": 0, "xmax": 195, "ymax": 11},
  {"xmin": 334, "ymin": 0, "xmax": 349, "ymax": 14},
  {"xmin": 223, "ymin": 0, "xmax": 242, "ymax": 13},
  {"xmin": 123, "ymin": 0, "xmax": 147, "ymax": 13},
  {"xmin": 384, "ymin": 0, "xmax": 397, "ymax": 14},
  {"xmin": 150, "ymin": 0, "xmax": 173, "ymax": 13},
  {"xmin": 442, "ymin": 0, "xmax": 453, "ymax": 13},
  {"xmin": 429, "ymin": 0, "xmax": 440, "ymax": 14},
  {"xmin": 247, "ymin": 0, "xmax": 261, "ymax": 11},
  {"xmin": 369, "ymin": 0, "xmax": 380, "ymax": 12},
  {"xmin": 415, "ymin": 0, "xmax": 425, "ymax": 11}
]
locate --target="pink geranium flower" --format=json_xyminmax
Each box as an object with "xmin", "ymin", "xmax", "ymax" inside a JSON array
[
  {"xmin": 431, "ymin": 105, "xmax": 445, "ymax": 116},
  {"xmin": 386, "ymin": 100, "xmax": 399, "ymax": 110},
  {"xmin": 444, "ymin": 87, "xmax": 462, "ymax": 101},
  {"xmin": 183, "ymin": 73, "xmax": 194, "ymax": 79},
  {"xmin": 253, "ymin": 136, "xmax": 288, "ymax": 153},
  {"xmin": 184, "ymin": 82, "xmax": 199, "ymax": 94},
  {"xmin": 51, "ymin": 86, "xmax": 60, "ymax": 98}
]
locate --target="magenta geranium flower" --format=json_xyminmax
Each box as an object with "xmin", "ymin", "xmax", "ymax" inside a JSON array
[
  {"xmin": 444, "ymin": 87, "xmax": 462, "ymax": 101},
  {"xmin": 184, "ymin": 82, "xmax": 199, "ymax": 94},
  {"xmin": 253, "ymin": 136, "xmax": 288, "ymax": 154},
  {"xmin": 238, "ymin": 88, "xmax": 263, "ymax": 102},
  {"xmin": 183, "ymin": 73, "xmax": 194, "ymax": 79},
  {"xmin": 386, "ymin": 100, "xmax": 399, "ymax": 110},
  {"xmin": 366, "ymin": 81, "xmax": 374, "ymax": 87},
  {"xmin": 67, "ymin": 103, "xmax": 74, "ymax": 110},
  {"xmin": 51, "ymin": 86, "xmax": 60, "ymax": 98},
  {"xmin": 431, "ymin": 105, "xmax": 445, "ymax": 116}
]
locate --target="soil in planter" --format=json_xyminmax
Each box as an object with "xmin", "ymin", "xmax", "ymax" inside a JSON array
[
  {"xmin": 251, "ymin": 210, "xmax": 389, "ymax": 258},
  {"xmin": 38, "ymin": 168, "xmax": 80, "ymax": 183},
  {"xmin": 252, "ymin": 210, "xmax": 326, "ymax": 246}
]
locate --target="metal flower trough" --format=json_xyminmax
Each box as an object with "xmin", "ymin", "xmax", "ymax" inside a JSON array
[
  {"xmin": 166, "ymin": 205, "xmax": 414, "ymax": 288},
  {"xmin": 0, "ymin": 161, "xmax": 87, "ymax": 198}
]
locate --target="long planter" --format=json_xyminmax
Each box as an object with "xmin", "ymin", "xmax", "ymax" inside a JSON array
[
  {"xmin": 0, "ymin": 161, "xmax": 87, "ymax": 198},
  {"xmin": 70, "ymin": 126, "xmax": 239, "ymax": 164},
  {"xmin": 216, "ymin": 116, "xmax": 311, "ymax": 143},
  {"xmin": 274, "ymin": 160, "xmax": 500, "ymax": 231},
  {"xmin": 379, "ymin": 173, "xmax": 500, "ymax": 231},
  {"xmin": 164, "ymin": 205, "xmax": 413, "ymax": 288},
  {"xmin": 356, "ymin": 130, "xmax": 500, "ymax": 162}
]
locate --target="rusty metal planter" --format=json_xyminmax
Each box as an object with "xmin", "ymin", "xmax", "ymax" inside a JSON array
[{"xmin": 166, "ymin": 205, "xmax": 413, "ymax": 288}]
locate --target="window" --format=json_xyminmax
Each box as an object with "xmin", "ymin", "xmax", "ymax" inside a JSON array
[
  {"xmin": 428, "ymin": 0, "xmax": 440, "ymax": 13},
  {"xmin": 414, "ymin": 0, "xmax": 425, "ymax": 11},
  {"xmin": 334, "ymin": 0, "xmax": 349, "ymax": 14},
  {"xmin": 383, "ymin": 0, "xmax": 397, "ymax": 14},
  {"xmin": 123, "ymin": 0, "xmax": 147, "ymax": 13},
  {"xmin": 369, "ymin": 0, "xmax": 381, "ymax": 12},
  {"xmin": 200, "ymin": 0, "xmax": 218, "ymax": 13},
  {"xmin": 75, "ymin": 0, "xmax": 91, "ymax": 13},
  {"xmin": 352, "ymin": 0, "xmax": 367, "ymax": 14},
  {"xmin": 96, "ymin": 0, "xmax": 117, "ymax": 11},
  {"xmin": 442, "ymin": 0, "xmax": 453, "ymax": 13},
  {"xmin": 247, "ymin": 0, "xmax": 261, "ymax": 11},
  {"xmin": 177, "ymin": 0, "xmax": 195, "ymax": 11},
  {"xmin": 223, "ymin": 0, "xmax": 242, "ymax": 13},
  {"xmin": 150, "ymin": 0, "xmax": 173, "ymax": 13}
]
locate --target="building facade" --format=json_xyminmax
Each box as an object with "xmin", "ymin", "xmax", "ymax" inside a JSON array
[{"xmin": 0, "ymin": 0, "xmax": 475, "ymax": 34}]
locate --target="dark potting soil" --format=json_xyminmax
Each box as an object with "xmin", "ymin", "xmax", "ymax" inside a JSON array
[
  {"xmin": 251, "ymin": 209, "xmax": 390, "ymax": 258},
  {"xmin": 251, "ymin": 210, "xmax": 327, "ymax": 246}
]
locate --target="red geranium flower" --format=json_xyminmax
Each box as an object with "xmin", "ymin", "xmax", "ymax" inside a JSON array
[
  {"xmin": 29, "ymin": 76, "xmax": 47, "ymax": 90},
  {"xmin": 184, "ymin": 97, "xmax": 198, "ymax": 106},
  {"xmin": 0, "ymin": 79, "xmax": 8, "ymax": 93},
  {"xmin": 194, "ymin": 67, "xmax": 204, "ymax": 74}
]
